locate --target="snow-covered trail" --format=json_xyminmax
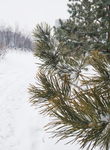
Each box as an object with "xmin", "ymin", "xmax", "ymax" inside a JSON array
[
  {"xmin": 0, "ymin": 50, "xmax": 83, "ymax": 150},
  {"xmin": 0, "ymin": 50, "xmax": 42, "ymax": 150}
]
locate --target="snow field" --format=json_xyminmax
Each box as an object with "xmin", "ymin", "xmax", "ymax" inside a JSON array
[{"xmin": 0, "ymin": 50, "xmax": 82, "ymax": 150}]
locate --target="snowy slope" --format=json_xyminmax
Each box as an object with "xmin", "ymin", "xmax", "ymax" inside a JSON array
[{"xmin": 0, "ymin": 50, "xmax": 98, "ymax": 150}]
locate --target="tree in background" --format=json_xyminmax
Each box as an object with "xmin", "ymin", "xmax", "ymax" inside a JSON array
[
  {"xmin": 29, "ymin": 0, "xmax": 110, "ymax": 150},
  {"xmin": 54, "ymin": 0, "xmax": 110, "ymax": 58},
  {"xmin": 0, "ymin": 23, "xmax": 33, "ymax": 51}
]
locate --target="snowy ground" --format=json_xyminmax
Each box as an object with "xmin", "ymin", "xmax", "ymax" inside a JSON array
[{"xmin": 0, "ymin": 50, "xmax": 98, "ymax": 150}]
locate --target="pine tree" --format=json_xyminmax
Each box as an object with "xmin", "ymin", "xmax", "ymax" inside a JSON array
[
  {"xmin": 54, "ymin": 0, "xmax": 110, "ymax": 58},
  {"xmin": 29, "ymin": 1, "xmax": 110, "ymax": 149},
  {"xmin": 29, "ymin": 23, "xmax": 110, "ymax": 150}
]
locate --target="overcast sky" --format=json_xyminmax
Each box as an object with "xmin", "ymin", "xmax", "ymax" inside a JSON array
[{"xmin": 0, "ymin": 0, "xmax": 69, "ymax": 32}]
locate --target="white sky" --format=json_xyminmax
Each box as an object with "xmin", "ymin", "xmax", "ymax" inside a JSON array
[{"xmin": 0, "ymin": 0, "xmax": 69, "ymax": 32}]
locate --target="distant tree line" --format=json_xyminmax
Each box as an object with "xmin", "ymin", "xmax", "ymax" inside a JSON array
[{"xmin": 0, "ymin": 23, "xmax": 33, "ymax": 51}]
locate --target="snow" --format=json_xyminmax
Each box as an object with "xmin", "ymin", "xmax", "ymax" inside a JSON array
[{"xmin": 0, "ymin": 49, "xmax": 85, "ymax": 150}]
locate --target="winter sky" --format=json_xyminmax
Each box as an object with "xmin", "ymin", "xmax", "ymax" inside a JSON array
[{"xmin": 0, "ymin": 0, "xmax": 69, "ymax": 32}]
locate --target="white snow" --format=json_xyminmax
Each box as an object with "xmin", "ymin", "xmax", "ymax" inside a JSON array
[
  {"xmin": 0, "ymin": 49, "xmax": 81, "ymax": 150},
  {"xmin": 0, "ymin": 49, "xmax": 98, "ymax": 150}
]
